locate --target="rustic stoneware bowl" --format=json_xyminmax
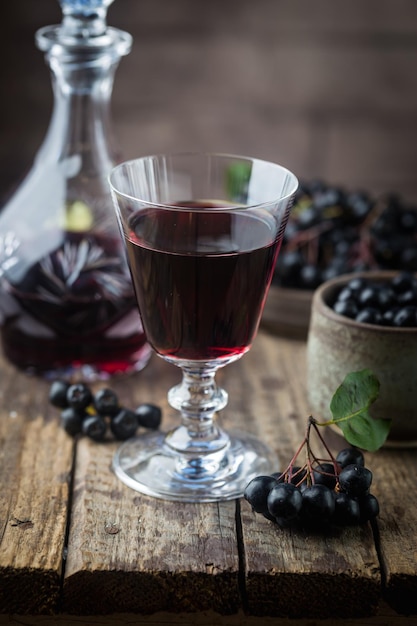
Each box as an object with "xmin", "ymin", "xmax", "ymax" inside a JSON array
[{"xmin": 306, "ymin": 271, "xmax": 417, "ymax": 447}]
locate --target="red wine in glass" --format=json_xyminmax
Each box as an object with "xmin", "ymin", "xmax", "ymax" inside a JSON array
[{"xmin": 125, "ymin": 201, "xmax": 285, "ymax": 363}]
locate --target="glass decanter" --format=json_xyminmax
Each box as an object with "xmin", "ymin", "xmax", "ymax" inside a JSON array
[{"xmin": 0, "ymin": 0, "xmax": 150, "ymax": 380}]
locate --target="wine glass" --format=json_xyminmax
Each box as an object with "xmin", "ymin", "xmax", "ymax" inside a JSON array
[{"xmin": 109, "ymin": 152, "xmax": 298, "ymax": 502}]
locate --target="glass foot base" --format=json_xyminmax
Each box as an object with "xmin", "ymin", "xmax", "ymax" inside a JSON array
[{"xmin": 112, "ymin": 429, "xmax": 278, "ymax": 502}]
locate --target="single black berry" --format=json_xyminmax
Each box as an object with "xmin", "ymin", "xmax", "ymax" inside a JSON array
[
  {"xmin": 301, "ymin": 484, "xmax": 335, "ymax": 524},
  {"xmin": 334, "ymin": 300, "xmax": 358, "ymax": 318},
  {"xmin": 49, "ymin": 380, "xmax": 70, "ymax": 408},
  {"xmin": 312, "ymin": 462, "xmax": 338, "ymax": 489},
  {"xmin": 110, "ymin": 409, "xmax": 139, "ymax": 441},
  {"xmin": 333, "ymin": 492, "xmax": 361, "ymax": 526},
  {"xmin": 82, "ymin": 415, "xmax": 107, "ymax": 441},
  {"xmin": 336, "ymin": 447, "xmax": 365, "ymax": 469},
  {"xmin": 391, "ymin": 271, "xmax": 415, "ymax": 294},
  {"xmin": 135, "ymin": 403, "xmax": 162, "ymax": 430},
  {"xmin": 93, "ymin": 388, "xmax": 119, "ymax": 416},
  {"xmin": 60, "ymin": 407, "xmax": 84, "ymax": 436},
  {"xmin": 267, "ymin": 483, "xmax": 302, "ymax": 521},
  {"xmin": 338, "ymin": 464, "xmax": 372, "ymax": 497},
  {"xmin": 358, "ymin": 493, "xmax": 380, "ymax": 522},
  {"xmin": 66, "ymin": 383, "xmax": 92, "ymax": 411},
  {"xmin": 244, "ymin": 475, "xmax": 277, "ymax": 516},
  {"xmin": 355, "ymin": 307, "xmax": 382, "ymax": 325},
  {"xmin": 393, "ymin": 306, "xmax": 417, "ymax": 327},
  {"xmin": 358, "ymin": 286, "xmax": 380, "ymax": 308}
]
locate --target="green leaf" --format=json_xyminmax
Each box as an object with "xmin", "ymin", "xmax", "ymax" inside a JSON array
[
  {"xmin": 329, "ymin": 369, "xmax": 391, "ymax": 452},
  {"xmin": 226, "ymin": 162, "xmax": 251, "ymax": 202}
]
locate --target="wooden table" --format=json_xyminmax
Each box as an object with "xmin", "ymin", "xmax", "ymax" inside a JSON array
[{"xmin": 0, "ymin": 328, "xmax": 416, "ymax": 625}]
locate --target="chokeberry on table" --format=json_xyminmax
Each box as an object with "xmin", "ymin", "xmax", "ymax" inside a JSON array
[
  {"xmin": 49, "ymin": 380, "xmax": 163, "ymax": 443},
  {"xmin": 82, "ymin": 415, "xmax": 107, "ymax": 442},
  {"xmin": 49, "ymin": 380, "xmax": 70, "ymax": 408},
  {"xmin": 338, "ymin": 464, "xmax": 373, "ymax": 497},
  {"xmin": 66, "ymin": 383, "xmax": 92, "ymax": 411},
  {"xmin": 110, "ymin": 409, "xmax": 139, "ymax": 441},
  {"xmin": 60, "ymin": 407, "xmax": 85, "ymax": 436},
  {"xmin": 93, "ymin": 387, "xmax": 120, "ymax": 416},
  {"xmin": 244, "ymin": 476, "xmax": 278, "ymax": 517},
  {"xmin": 244, "ymin": 369, "xmax": 386, "ymax": 533},
  {"xmin": 135, "ymin": 403, "xmax": 162, "ymax": 430},
  {"xmin": 336, "ymin": 446, "xmax": 365, "ymax": 468},
  {"xmin": 243, "ymin": 420, "xmax": 379, "ymax": 531}
]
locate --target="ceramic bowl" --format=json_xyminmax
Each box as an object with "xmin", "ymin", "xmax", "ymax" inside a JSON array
[{"xmin": 306, "ymin": 271, "xmax": 417, "ymax": 447}]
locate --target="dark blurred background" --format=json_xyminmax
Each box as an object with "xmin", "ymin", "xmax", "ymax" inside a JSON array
[{"xmin": 2, "ymin": 0, "xmax": 417, "ymax": 204}]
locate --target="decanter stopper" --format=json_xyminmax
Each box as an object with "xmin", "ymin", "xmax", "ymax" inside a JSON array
[{"xmin": 59, "ymin": 0, "xmax": 115, "ymax": 38}]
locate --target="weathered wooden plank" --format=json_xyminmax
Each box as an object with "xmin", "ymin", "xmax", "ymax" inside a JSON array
[
  {"xmin": 1, "ymin": 328, "xmax": 417, "ymax": 620},
  {"xmin": 63, "ymin": 355, "xmax": 240, "ymax": 615},
  {"xmin": 370, "ymin": 449, "xmax": 417, "ymax": 616},
  {"xmin": 0, "ymin": 358, "xmax": 73, "ymax": 614}
]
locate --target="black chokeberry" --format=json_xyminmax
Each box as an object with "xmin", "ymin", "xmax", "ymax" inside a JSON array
[
  {"xmin": 393, "ymin": 306, "xmax": 417, "ymax": 327},
  {"xmin": 301, "ymin": 484, "xmax": 335, "ymax": 524},
  {"xmin": 336, "ymin": 447, "xmax": 365, "ymax": 469},
  {"xmin": 93, "ymin": 388, "xmax": 119, "ymax": 416},
  {"xmin": 60, "ymin": 407, "xmax": 84, "ymax": 436},
  {"xmin": 110, "ymin": 409, "xmax": 139, "ymax": 441},
  {"xmin": 391, "ymin": 271, "xmax": 415, "ymax": 294},
  {"xmin": 267, "ymin": 483, "xmax": 302, "ymax": 522},
  {"xmin": 66, "ymin": 383, "xmax": 92, "ymax": 411},
  {"xmin": 333, "ymin": 492, "xmax": 361, "ymax": 526},
  {"xmin": 49, "ymin": 380, "xmax": 70, "ymax": 408},
  {"xmin": 358, "ymin": 286, "xmax": 380, "ymax": 308},
  {"xmin": 334, "ymin": 300, "xmax": 358, "ymax": 318},
  {"xmin": 358, "ymin": 493, "xmax": 380, "ymax": 522},
  {"xmin": 82, "ymin": 415, "xmax": 107, "ymax": 442},
  {"xmin": 355, "ymin": 307, "xmax": 382, "ymax": 325},
  {"xmin": 339, "ymin": 464, "xmax": 372, "ymax": 497},
  {"xmin": 135, "ymin": 403, "xmax": 162, "ymax": 430},
  {"xmin": 312, "ymin": 462, "xmax": 338, "ymax": 489},
  {"xmin": 244, "ymin": 475, "xmax": 278, "ymax": 516}
]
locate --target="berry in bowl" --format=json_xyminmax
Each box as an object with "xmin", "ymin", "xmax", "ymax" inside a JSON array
[{"xmin": 306, "ymin": 271, "xmax": 417, "ymax": 446}]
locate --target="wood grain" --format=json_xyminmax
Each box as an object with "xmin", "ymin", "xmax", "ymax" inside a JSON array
[
  {"xmin": 370, "ymin": 449, "xmax": 417, "ymax": 615},
  {"xmin": 0, "ymin": 363, "xmax": 73, "ymax": 614},
  {"xmin": 63, "ymin": 356, "xmax": 240, "ymax": 615}
]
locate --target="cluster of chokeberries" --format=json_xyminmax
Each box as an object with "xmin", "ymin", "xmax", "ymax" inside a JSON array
[
  {"xmin": 49, "ymin": 380, "xmax": 162, "ymax": 442},
  {"xmin": 244, "ymin": 418, "xmax": 379, "ymax": 529},
  {"xmin": 273, "ymin": 183, "xmax": 417, "ymax": 290}
]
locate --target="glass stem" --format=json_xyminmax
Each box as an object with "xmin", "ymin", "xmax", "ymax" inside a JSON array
[{"xmin": 165, "ymin": 365, "xmax": 230, "ymax": 456}]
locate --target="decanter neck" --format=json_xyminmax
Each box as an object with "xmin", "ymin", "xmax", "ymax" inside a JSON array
[{"xmin": 34, "ymin": 28, "xmax": 131, "ymax": 169}]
